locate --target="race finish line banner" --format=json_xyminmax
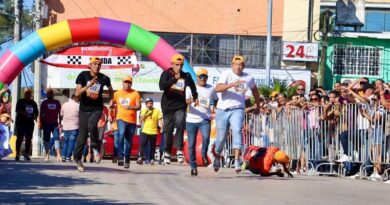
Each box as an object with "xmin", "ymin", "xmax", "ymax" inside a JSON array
[
  {"xmin": 43, "ymin": 45, "xmax": 141, "ymax": 90},
  {"xmin": 41, "ymin": 45, "xmax": 139, "ymax": 69}
]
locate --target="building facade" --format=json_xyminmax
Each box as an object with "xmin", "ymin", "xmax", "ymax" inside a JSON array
[
  {"xmin": 321, "ymin": 0, "xmax": 390, "ymax": 89},
  {"xmin": 44, "ymin": 0, "xmax": 321, "ymax": 78}
]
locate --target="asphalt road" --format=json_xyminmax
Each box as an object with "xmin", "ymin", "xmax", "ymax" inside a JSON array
[{"xmin": 1, "ymin": 158, "xmax": 389, "ymax": 205}]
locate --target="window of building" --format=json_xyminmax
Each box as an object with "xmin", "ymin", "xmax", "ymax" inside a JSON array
[
  {"xmin": 362, "ymin": 9, "xmax": 386, "ymax": 32},
  {"xmin": 138, "ymin": 32, "xmax": 282, "ymax": 69},
  {"xmin": 332, "ymin": 45, "xmax": 381, "ymax": 76}
]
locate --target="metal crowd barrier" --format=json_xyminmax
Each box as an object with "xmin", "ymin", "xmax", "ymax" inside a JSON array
[{"xmin": 221, "ymin": 103, "xmax": 390, "ymax": 179}]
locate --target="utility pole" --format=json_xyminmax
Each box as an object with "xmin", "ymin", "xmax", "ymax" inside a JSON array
[
  {"xmin": 32, "ymin": 0, "xmax": 42, "ymax": 157},
  {"xmin": 265, "ymin": 0, "xmax": 273, "ymax": 87},
  {"xmin": 318, "ymin": 10, "xmax": 331, "ymax": 87},
  {"xmin": 306, "ymin": 0, "xmax": 314, "ymax": 88},
  {"xmin": 307, "ymin": 0, "xmax": 314, "ymax": 42},
  {"xmin": 11, "ymin": 0, "xmax": 23, "ymax": 127}
]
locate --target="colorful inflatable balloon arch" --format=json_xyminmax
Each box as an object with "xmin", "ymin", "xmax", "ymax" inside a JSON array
[{"xmin": 0, "ymin": 17, "xmax": 196, "ymax": 88}]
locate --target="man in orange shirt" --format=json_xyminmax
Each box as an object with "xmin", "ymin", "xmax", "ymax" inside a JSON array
[{"xmin": 110, "ymin": 76, "xmax": 141, "ymax": 169}]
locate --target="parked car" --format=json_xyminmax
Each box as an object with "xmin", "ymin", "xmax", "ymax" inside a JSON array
[{"xmin": 102, "ymin": 125, "xmax": 177, "ymax": 160}]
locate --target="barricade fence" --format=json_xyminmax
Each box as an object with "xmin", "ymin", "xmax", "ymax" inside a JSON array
[{"xmin": 222, "ymin": 103, "xmax": 390, "ymax": 178}]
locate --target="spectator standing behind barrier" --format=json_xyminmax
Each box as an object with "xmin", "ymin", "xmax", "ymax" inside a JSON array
[
  {"xmin": 60, "ymin": 94, "xmax": 79, "ymax": 162},
  {"xmin": 212, "ymin": 55, "xmax": 261, "ymax": 174},
  {"xmin": 97, "ymin": 105, "xmax": 109, "ymax": 157},
  {"xmin": 15, "ymin": 89, "xmax": 38, "ymax": 161},
  {"xmin": 109, "ymin": 104, "xmax": 119, "ymax": 164},
  {"xmin": 137, "ymin": 98, "xmax": 163, "ymax": 166},
  {"xmin": 73, "ymin": 57, "xmax": 113, "ymax": 172},
  {"xmin": 0, "ymin": 87, "xmax": 11, "ymax": 115},
  {"xmin": 159, "ymin": 54, "xmax": 198, "ymax": 165},
  {"xmin": 110, "ymin": 76, "xmax": 141, "ymax": 169},
  {"xmin": 185, "ymin": 68, "xmax": 218, "ymax": 176},
  {"xmin": 39, "ymin": 88, "xmax": 62, "ymax": 162}
]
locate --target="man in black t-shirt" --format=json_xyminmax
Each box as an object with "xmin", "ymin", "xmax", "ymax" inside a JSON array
[
  {"xmin": 159, "ymin": 54, "xmax": 198, "ymax": 165},
  {"xmin": 15, "ymin": 89, "xmax": 38, "ymax": 161},
  {"xmin": 73, "ymin": 57, "xmax": 113, "ymax": 172}
]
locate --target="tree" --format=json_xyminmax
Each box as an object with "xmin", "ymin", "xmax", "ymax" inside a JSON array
[
  {"xmin": 257, "ymin": 78, "xmax": 298, "ymax": 100},
  {"xmin": 0, "ymin": 0, "xmax": 33, "ymax": 45}
]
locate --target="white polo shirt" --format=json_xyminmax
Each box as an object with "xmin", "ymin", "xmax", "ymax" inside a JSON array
[
  {"xmin": 216, "ymin": 70, "xmax": 256, "ymax": 110},
  {"xmin": 186, "ymin": 84, "xmax": 218, "ymax": 123}
]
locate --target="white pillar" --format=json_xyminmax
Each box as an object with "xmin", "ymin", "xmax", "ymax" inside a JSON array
[{"xmin": 32, "ymin": 0, "xmax": 42, "ymax": 157}]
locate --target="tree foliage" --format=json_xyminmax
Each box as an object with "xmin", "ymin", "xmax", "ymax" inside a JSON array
[
  {"xmin": 0, "ymin": 0, "xmax": 33, "ymax": 44},
  {"xmin": 257, "ymin": 78, "xmax": 298, "ymax": 99}
]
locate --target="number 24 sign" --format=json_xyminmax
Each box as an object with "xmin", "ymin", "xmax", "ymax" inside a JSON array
[{"xmin": 282, "ymin": 42, "xmax": 319, "ymax": 62}]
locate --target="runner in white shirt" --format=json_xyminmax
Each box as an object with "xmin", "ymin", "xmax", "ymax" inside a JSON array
[
  {"xmin": 212, "ymin": 55, "xmax": 261, "ymax": 174},
  {"xmin": 185, "ymin": 68, "xmax": 218, "ymax": 176}
]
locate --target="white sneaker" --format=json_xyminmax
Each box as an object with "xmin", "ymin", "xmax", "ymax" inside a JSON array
[
  {"xmin": 369, "ymin": 173, "xmax": 382, "ymax": 181},
  {"xmin": 177, "ymin": 150, "xmax": 184, "ymax": 164},
  {"xmin": 163, "ymin": 152, "xmax": 171, "ymax": 165},
  {"xmin": 348, "ymin": 173, "xmax": 360, "ymax": 179},
  {"xmin": 384, "ymin": 180, "xmax": 390, "ymax": 184},
  {"xmin": 336, "ymin": 154, "xmax": 351, "ymax": 162}
]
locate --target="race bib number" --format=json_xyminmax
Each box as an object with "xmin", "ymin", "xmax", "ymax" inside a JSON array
[
  {"xmin": 48, "ymin": 103, "xmax": 57, "ymax": 110},
  {"xmin": 199, "ymin": 97, "xmax": 210, "ymax": 108},
  {"xmin": 25, "ymin": 105, "xmax": 34, "ymax": 114},
  {"xmin": 119, "ymin": 98, "xmax": 130, "ymax": 106},
  {"xmin": 87, "ymin": 83, "xmax": 101, "ymax": 100},
  {"xmin": 234, "ymin": 82, "xmax": 247, "ymax": 94},
  {"xmin": 173, "ymin": 79, "xmax": 185, "ymax": 91}
]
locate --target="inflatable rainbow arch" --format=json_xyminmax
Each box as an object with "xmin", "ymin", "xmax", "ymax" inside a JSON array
[{"xmin": 0, "ymin": 17, "xmax": 196, "ymax": 89}]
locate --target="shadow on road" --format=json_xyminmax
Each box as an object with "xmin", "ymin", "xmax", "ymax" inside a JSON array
[{"xmin": 0, "ymin": 160, "xmax": 151, "ymax": 204}]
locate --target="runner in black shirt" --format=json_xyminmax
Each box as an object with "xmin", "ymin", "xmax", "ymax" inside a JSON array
[{"xmin": 73, "ymin": 57, "xmax": 113, "ymax": 172}]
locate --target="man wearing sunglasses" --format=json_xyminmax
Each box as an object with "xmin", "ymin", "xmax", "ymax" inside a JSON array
[
  {"xmin": 185, "ymin": 68, "xmax": 218, "ymax": 176},
  {"xmin": 159, "ymin": 54, "xmax": 198, "ymax": 165},
  {"xmin": 212, "ymin": 55, "xmax": 261, "ymax": 174}
]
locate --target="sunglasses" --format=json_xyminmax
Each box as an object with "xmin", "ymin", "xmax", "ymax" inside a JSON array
[
  {"xmin": 123, "ymin": 81, "xmax": 132, "ymax": 84},
  {"xmin": 198, "ymin": 75, "xmax": 208, "ymax": 80}
]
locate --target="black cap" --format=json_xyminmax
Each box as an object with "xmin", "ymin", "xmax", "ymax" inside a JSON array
[{"xmin": 145, "ymin": 98, "xmax": 153, "ymax": 103}]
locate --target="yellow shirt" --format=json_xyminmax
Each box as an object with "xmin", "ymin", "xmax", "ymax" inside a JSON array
[
  {"xmin": 113, "ymin": 89, "xmax": 141, "ymax": 124},
  {"xmin": 140, "ymin": 108, "xmax": 162, "ymax": 135}
]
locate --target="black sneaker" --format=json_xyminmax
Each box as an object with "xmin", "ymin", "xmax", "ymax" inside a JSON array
[
  {"xmin": 163, "ymin": 152, "xmax": 171, "ymax": 165},
  {"xmin": 24, "ymin": 156, "xmax": 31, "ymax": 161},
  {"xmin": 15, "ymin": 156, "xmax": 20, "ymax": 161},
  {"xmin": 136, "ymin": 157, "xmax": 143, "ymax": 165},
  {"xmin": 213, "ymin": 155, "xmax": 221, "ymax": 172},
  {"xmin": 62, "ymin": 158, "xmax": 66, "ymax": 162},
  {"xmin": 118, "ymin": 160, "xmax": 124, "ymax": 166},
  {"xmin": 202, "ymin": 157, "xmax": 209, "ymax": 166},
  {"xmin": 191, "ymin": 169, "xmax": 198, "ymax": 176},
  {"xmin": 112, "ymin": 157, "xmax": 118, "ymax": 163},
  {"xmin": 124, "ymin": 159, "xmax": 130, "ymax": 169}
]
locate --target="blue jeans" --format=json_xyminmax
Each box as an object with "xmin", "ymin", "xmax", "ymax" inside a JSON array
[
  {"xmin": 117, "ymin": 120, "xmax": 136, "ymax": 160},
  {"xmin": 186, "ymin": 120, "xmax": 211, "ymax": 169},
  {"xmin": 43, "ymin": 123, "xmax": 60, "ymax": 150},
  {"xmin": 215, "ymin": 108, "xmax": 244, "ymax": 154},
  {"xmin": 340, "ymin": 131, "xmax": 349, "ymax": 155},
  {"xmin": 61, "ymin": 129, "xmax": 78, "ymax": 159},
  {"xmin": 113, "ymin": 130, "xmax": 119, "ymax": 158}
]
